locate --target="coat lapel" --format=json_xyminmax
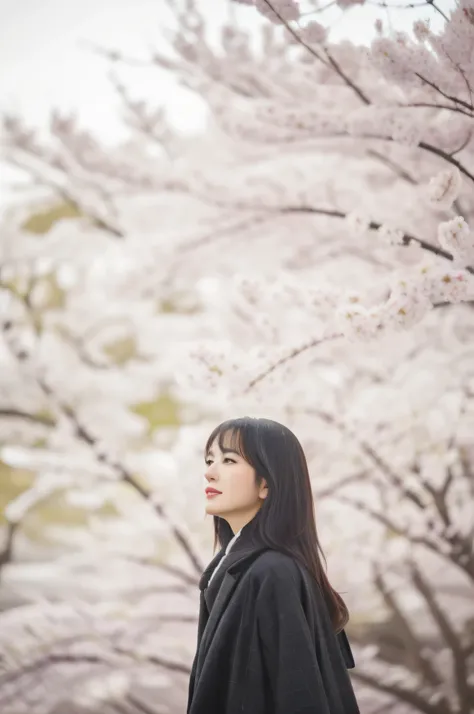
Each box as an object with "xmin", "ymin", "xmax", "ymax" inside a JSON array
[
  {"xmin": 199, "ymin": 547, "xmax": 225, "ymax": 591},
  {"xmin": 196, "ymin": 570, "xmax": 238, "ymax": 672},
  {"xmin": 195, "ymin": 543, "xmax": 269, "ymax": 678}
]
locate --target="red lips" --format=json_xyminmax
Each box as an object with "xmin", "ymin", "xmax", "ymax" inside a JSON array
[{"xmin": 205, "ymin": 487, "xmax": 222, "ymax": 495}]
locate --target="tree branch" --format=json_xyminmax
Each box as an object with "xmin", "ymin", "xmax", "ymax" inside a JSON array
[
  {"xmin": 243, "ymin": 332, "xmax": 342, "ymax": 392},
  {"xmin": 166, "ymin": 181, "xmax": 473, "ymax": 274},
  {"xmin": 416, "ymin": 465, "xmax": 474, "ymax": 578},
  {"xmin": 352, "ymin": 669, "xmax": 451, "ymax": 714},
  {"xmin": 414, "ymin": 72, "xmax": 474, "ymax": 112},
  {"xmin": 4, "ymin": 154, "xmax": 124, "ymax": 239},
  {"xmin": 281, "ymin": 205, "xmax": 474, "ymax": 274},
  {"xmin": 419, "ymin": 141, "xmax": 474, "ymax": 184},
  {"xmin": 309, "ymin": 409, "xmax": 426, "ymax": 509},
  {"xmin": 404, "ymin": 102, "xmax": 473, "ymax": 118},
  {"xmin": 0, "ymin": 408, "xmax": 55, "ymax": 427},
  {"xmin": 313, "ymin": 470, "xmax": 368, "ymax": 500},
  {"xmin": 2, "ymin": 309, "xmax": 205, "ymax": 577},
  {"xmin": 366, "ymin": 148, "xmax": 417, "ymax": 185},
  {"xmin": 372, "ymin": 563, "xmax": 444, "ymax": 690},
  {"xmin": 122, "ymin": 554, "xmax": 200, "ymax": 587},
  {"xmin": 0, "ymin": 522, "xmax": 17, "ymax": 583},
  {"xmin": 259, "ymin": 0, "xmax": 371, "ymax": 105},
  {"xmin": 0, "ymin": 647, "xmax": 191, "ymax": 696},
  {"xmin": 409, "ymin": 559, "xmax": 472, "ymax": 713},
  {"xmin": 58, "ymin": 396, "xmax": 205, "ymax": 576},
  {"xmin": 337, "ymin": 491, "xmax": 474, "ymax": 584}
]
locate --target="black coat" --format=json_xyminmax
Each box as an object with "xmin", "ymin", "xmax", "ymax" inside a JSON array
[{"xmin": 187, "ymin": 520, "xmax": 360, "ymax": 714}]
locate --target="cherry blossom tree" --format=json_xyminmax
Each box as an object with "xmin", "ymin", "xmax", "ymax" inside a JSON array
[{"xmin": 1, "ymin": 1, "xmax": 474, "ymax": 712}]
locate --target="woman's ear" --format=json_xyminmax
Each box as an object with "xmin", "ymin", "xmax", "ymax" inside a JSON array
[{"xmin": 259, "ymin": 480, "xmax": 269, "ymax": 500}]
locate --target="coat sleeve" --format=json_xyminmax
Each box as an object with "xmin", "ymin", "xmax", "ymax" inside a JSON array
[{"xmin": 254, "ymin": 564, "xmax": 332, "ymax": 714}]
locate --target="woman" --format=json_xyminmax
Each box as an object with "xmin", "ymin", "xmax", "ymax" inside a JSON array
[{"xmin": 187, "ymin": 416, "xmax": 360, "ymax": 714}]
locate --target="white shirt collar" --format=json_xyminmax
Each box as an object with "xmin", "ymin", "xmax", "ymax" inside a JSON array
[
  {"xmin": 208, "ymin": 527, "xmax": 243, "ymax": 585},
  {"xmin": 225, "ymin": 527, "xmax": 242, "ymax": 555}
]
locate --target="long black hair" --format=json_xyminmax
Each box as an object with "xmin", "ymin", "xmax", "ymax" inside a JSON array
[{"xmin": 204, "ymin": 416, "xmax": 349, "ymax": 633}]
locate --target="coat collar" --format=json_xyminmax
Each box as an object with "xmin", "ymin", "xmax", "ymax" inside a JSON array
[
  {"xmin": 198, "ymin": 547, "xmax": 226, "ymax": 591},
  {"xmin": 194, "ymin": 515, "xmax": 270, "ymax": 683},
  {"xmin": 195, "ymin": 546, "xmax": 269, "ymax": 682},
  {"xmin": 198, "ymin": 513, "xmax": 265, "ymax": 592}
]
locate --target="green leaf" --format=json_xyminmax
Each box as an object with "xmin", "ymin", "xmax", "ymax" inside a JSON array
[
  {"xmin": 21, "ymin": 201, "xmax": 83, "ymax": 235},
  {"xmin": 130, "ymin": 392, "xmax": 181, "ymax": 434},
  {"xmin": 103, "ymin": 336, "xmax": 137, "ymax": 365}
]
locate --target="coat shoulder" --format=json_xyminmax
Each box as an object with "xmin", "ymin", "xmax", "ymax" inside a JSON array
[{"xmin": 246, "ymin": 549, "xmax": 302, "ymax": 587}]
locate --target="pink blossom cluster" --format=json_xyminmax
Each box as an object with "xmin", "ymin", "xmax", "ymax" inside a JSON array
[
  {"xmin": 255, "ymin": 0, "xmax": 301, "ymax": 24},
  {"xmin": 425, "ymin": 169, "xmax": 463, "ymax": 211},
  {"xmin": 346, "ymin": 106, "xmax": 424, "ymax": 147},
  {"xmin": 438, "ymin": 217, "xmax": 474, "ymax": 269},
  {"xmin": 299, "ymin": 21, "xmax": 327, "ymax": 45},
  {"xmin": 336, "ymin": 261, "xmax": 474, "ymax": 342},
  {"xmin": 370, "ymin": 1, "xmax": 474, "ymax": 99}
]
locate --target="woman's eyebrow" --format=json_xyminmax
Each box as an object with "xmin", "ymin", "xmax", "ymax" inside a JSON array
[{"xmin": 206, "ymin": 448, "xmax": 239, "ymax": 457}]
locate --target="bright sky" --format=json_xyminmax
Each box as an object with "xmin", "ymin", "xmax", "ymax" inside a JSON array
[{"xmin": 0, "ymin": 0, "xmax": 455, "ymax": 212}]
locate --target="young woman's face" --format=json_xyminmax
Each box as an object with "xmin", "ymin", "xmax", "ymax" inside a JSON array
[{"xmin": 204, "ymin": 435, "xmax": 268, "ymax": 533}]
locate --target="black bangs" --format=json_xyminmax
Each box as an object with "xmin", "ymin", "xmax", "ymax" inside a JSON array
[{"xmin": 204, "ymin": 418, "xmax": 252, "ymax": 461}]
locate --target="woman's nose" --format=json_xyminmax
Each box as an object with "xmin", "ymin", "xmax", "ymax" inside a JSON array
[{"xmin": 205, "ymin": 462, "xmax": 218, "ymax": 480}]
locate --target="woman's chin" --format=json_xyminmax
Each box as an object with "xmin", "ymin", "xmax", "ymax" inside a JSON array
[{"xmin": 205, "ymin": 502, "xmax": 223, "ymax": 515}]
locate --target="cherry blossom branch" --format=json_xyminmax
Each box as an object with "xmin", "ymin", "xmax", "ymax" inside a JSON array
[
  {"xmin": 337, "ymin": 491, "xmax": 474, "ymax": 582},
  {"xmin": 123, "ymin": 696, "xmax": 156, "ymax": 714},
  {"xmin": 404, "ymin": 102, "xmax": 474, "ymax": 119},
  {"xmin": 367, "ymin": 0, "xmax": 449, "ymax": 22},
  {"xmin": 179, "ymin": 212, "xmax": 274, "ymax": 255},
  {"xmin": 3, "ymin": 295, "xmax": 202, "ymax": 577},
  {"xmin": 260, "ymin": 1, "xmax": 329, "ymax": 66},
  {"xmin": 0, "ymin": 646, "xmax": 191, "ymax": 696},
  {"xmin": 409, "ymin": 559, "xmax": 472, "ymax": 713},
  {"xmin": 5, "ymin": 154, "xmax": 124, "ymax": 238},
  {"xmin": 419, "ymin": 141, "xmax": 474, "ymax": 184},
  {"xmin": 242, "ymin": 332, "xmax": 342, "ymax": 392},
  {"xmin": 415, "ymin": 464, "xmax": 474, "ymax": 574},
  {"xmin": 109, "ymin": 73, "xmax": 174, "ymax": 156},
  {"xmin": 415, "ymin": 72, "xmax": 474, "ymax": 113},
  {"xmin": 239, "ymin": 2, "xmax": 467, "ymax": 122},
  {"xmin": 366, "ymin": 148, "xmax": 417, "ymax": 185},
  {"xmin": 0, "ymin": 483, "xmax": 61, "ymax": 582},
  {"xmin": 280, "ymin": 206, "xmax": 474, "ymax": 275},
  {"xmin": 312, "ymin": 470, "xmax": 368, "ymax": 501},
  {"xmin": 0, "ymin": 523, "xmax": 17, "ymax": 582},
  {"xmin": 372, "ymin": 563, "xmax": 445, "ymax": 691},
  {"xmin": 1, "ymin": 322, "xmax": 205, "ymax": 578},
  {"xmin": 366, "ymin": 147, "xmax": 466, "ymax": 223},
  {"xmin": 450, "ymin": 131, "xmax": 473, "ymax": 158},
  {"xmin": 0, "ymin": 408, "xmax": 55, "ymax": 427},
  {"xmin": 172, "ymin": 180, "xmax": 473, "ymax": 273},
  {"xmin": 58, "ymin": 397, "xmax": 205, "ymax": 576},
  {"xmin": 323, "ymin": 47, "xmax": 371, "ymax": 106},
  {"xmin": 326, "ymin": 131, "xmax": 474, "ymax": 187},
  {"xmin": 115, "ymin": 647, "xmax": 192, "ymax": 675},
  {"xmin": 352, "ymin": 669, "xmax": 450, "ymax": 714},
  {"xmin": 311, "ymin": 409, "xmax": 426, "ymax": 509},
  {"xmin": 259, "ymin": 0, "xmax": 371, "ymax": 105},
  {"xmin": 316, "ymin": 412, "xmax": 472, "ymax": 578},
  {"xmin": 122, "ymin": 554, "xmax": 200, "ymax": 587},
  {"xmin": 420, "ymin": 0, "xmax": 449, "ymax": 21}
]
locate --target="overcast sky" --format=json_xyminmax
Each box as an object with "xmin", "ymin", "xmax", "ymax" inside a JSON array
[{"xmin": 0, "ymin": 0, "xmax": 455, "ymax": 212}]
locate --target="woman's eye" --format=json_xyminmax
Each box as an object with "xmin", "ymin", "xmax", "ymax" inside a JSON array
[
  {"xmin": 205, "ymin": 459, "xmax": 213, "ymax": 466},
  {"xmin": 224, "ymin": 458, "xmax": 236, "ymax": 464}
]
